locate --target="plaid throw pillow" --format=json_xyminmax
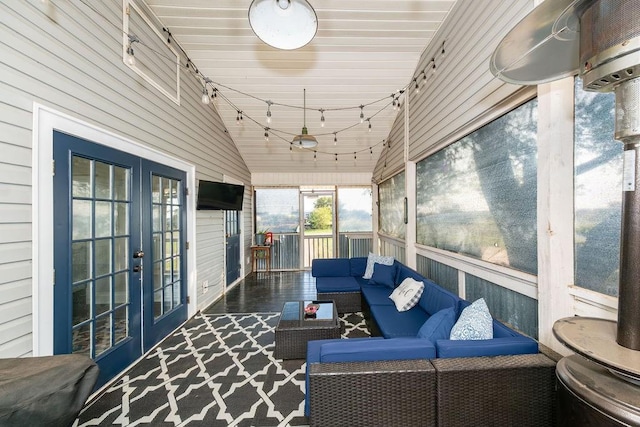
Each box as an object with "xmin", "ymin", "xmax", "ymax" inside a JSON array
[{"xmin": 389, "ymin": 278, "xmax": 425, "ymax": 312}]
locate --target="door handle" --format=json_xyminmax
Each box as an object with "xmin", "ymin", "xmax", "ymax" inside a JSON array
[
  {"xmin": 133, "ymin": 250, "xmax": 144, "ymax": 258},
  {"xmin": 133, "ymin": 265, "xmax": 142, "ymax": 273}
]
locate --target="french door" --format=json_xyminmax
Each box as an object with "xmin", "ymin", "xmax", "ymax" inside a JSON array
[
  {"xmin": 225, "ymin": 210, "xmax": 241, "ymax": 285},
  {"xmin": 52, "ymin": 131, "xmax": 187, "ymax": 388}
]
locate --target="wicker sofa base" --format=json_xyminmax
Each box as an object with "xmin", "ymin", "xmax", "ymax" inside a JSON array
[
  {"xmin": 309, "ymin": 359, "xmax": 436, "ymax": 427},
  {"xmin": 308, "ymin": 353, "xmax": 558, "ymax": 426},
  {"xmin": 317, "ymin": 291, "xmax": 361, "ymax": 313}
]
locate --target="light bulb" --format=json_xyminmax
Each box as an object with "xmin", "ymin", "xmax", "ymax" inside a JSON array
[
  {"xmin": 414, "ymin": 79, "xmax": 420, "ymax": 94},
  {"xmin": 368, "ymin": 120, "xmax": 372, "ymax": 132},
  {"xmin": 266, "ymin": 102, "xmax": 272, "ymax": 124},
  {"xmin": 359, "ymin": 106, "xmax": 364, "ymax": 123},
  {"xmin": 126, "ymin": 46, "xmax": 135, "ymax": 66},
  {"xmin": 334, "ymin": 133, "xmax": 337, "ymax": 145},
  {"xmin": 201, "ymin": 87, "xmax": 210, "ymax": 105},
  {"xmin": 320, "ymin": 110, "xmax": 325, "ymax": 127},
  {"xmin": 314, "ymin": 151, "xmax": 317, "ymax": 162}
]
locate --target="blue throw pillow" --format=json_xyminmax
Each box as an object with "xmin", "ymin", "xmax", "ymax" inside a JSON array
[
  {"xmin": 368, "ymin": 263, "xmax": 396, "ymax": 288},
  {"xmin": 450, "ymin": 298, "xmax": 494, "ymax": 340},
  {"xmin": 417, "ymin": 307, "xmax": 456, "ymax": 341}
]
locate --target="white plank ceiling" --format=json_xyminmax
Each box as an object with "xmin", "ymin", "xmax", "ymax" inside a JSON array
[{"xmin": 145, "ymin": 0, "xmax": 457, "ymax": 174}]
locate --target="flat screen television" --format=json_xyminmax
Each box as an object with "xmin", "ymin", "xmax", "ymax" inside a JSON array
[{"xmin": 196, "ymin": 180, "xmax": 244, "ymax": 211}]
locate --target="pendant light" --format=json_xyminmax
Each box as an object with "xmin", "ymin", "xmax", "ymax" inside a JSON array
[
  {"xmin": 292, "ymin": 89, "xmax": 318, "ymax": 149},
  {"xmin": 248, "ymin": 0, "xmax": 318, "ymax": 50}
]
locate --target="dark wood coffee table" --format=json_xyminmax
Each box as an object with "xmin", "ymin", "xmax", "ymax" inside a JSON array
[{"xmin": 274, "ymin": 300, "xmax": 340, "ymax": 359}]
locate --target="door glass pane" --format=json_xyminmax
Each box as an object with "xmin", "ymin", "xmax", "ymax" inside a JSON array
[
  {"xmin": 153, "ymin": 234, "xmax": 162, "ymax": 261},
  {"xmin": 114, "ymin": 203, "xmax": 129, "ymax": 235},
  {"xmin": 95, "ymin": 239, "xmax": 111, "ymax": 277},
  {"xmin": 113, "ymin": 166, "xmax": 129, "ymax": 201},
  {"xmin": 114, "ymin": 307, "xmax": 128, "ymax": 344},
  {"xmin": 95, "ymin": 314, "xmax": 112, "ymax": 356},
  {"xmin": 153, "ymin": 290, "xmax": 162, "ymax": 318},
  {"xmin": 171, "ymin": 206, "xmax": 179, "ymax": 231},
  {"xmin": 72, "ymin": 200, "xmax": 92, "ymax": 240},
  {"xmin": 172, "ymin": 256, "xmax": 180, "ymax": 282},
  {"xmin": 72, "ymin": 157, "xmax": 92, "ymax": 198},
  {"xmin": 163, "ymin": 286, "xmax": 172, "ymax": 312},
  {"xmin": 153, "ymin": 262, "xmax": 162, "ymax": 290},
  {"xmin": 172, "ymin": 232, "xmax": 180, "ymax": 256},
  {"xmin": 95, "ymin": 277, "xmax": 111, "ymax": 315},
  {"xmin": 114, "ymin": 272, "xmax": 128, "ymax": 306},
  {"xmin": 95, "ymin": 201, "xmax": 112, "ymax": 238},
  {"xmin": 72, "ymin": 323, "xmax": 91, "ymax": 356},
  {"xmin": 152, "ymin": 175, "xmax": 161, "ymax": 203},
  {"xmin": 162, "ymin": 178, "xmax": 171, "ymax": 204},
  {"xmin": 303, "ymin": 193, "xmax": 334, "ymax": 266},
  {"xmin": 114, "ymin": 237, "xmax": 129, "ymax": 272},
  {"xmin": 95, "ymin": 162, "xmax": 111, "ymax": 200},
  {"xmin": 153, "ymin": 205, "xmax": 162, "ymax": 232},
  {"xmin": 72, "ymin": 241, "xmax": 91, "ymax": 283},
  {"xmin": 72, "ymin": 283, "xmax": 91, "ymax": 325},
  {"xmin": 173, "ymin": 281, "xmax": 180, "ymax": 306}
]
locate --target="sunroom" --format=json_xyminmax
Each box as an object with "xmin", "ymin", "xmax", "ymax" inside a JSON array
[{"xmin": 1, "ymin": 0, "xmax": 639, "ymax": 425}]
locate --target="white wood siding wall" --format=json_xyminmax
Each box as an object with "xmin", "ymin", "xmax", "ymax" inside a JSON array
[
  {"xmin": 0, "ymin": 0, "xmax": 251, "ymax": 357},
  {"xmin": 373, "ymin": 103, "xmax": 406, "ymax": 183}
]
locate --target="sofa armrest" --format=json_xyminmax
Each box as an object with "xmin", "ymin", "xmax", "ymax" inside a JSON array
[
  {"xmin": 320, "ymin": 337, "xmax": 436, "ymax": 363},
  {"xmin": 435, "ymin": 336, "xmax": 538, "ymax": 358},
  {"xmin": 308, "ymin": 359, "xmax": 436, "ymax": 427}
]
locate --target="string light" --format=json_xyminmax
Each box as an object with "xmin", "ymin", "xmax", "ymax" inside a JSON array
[
  {"xmin": 359, "ymin": 105, "xmax": 364, "ymax": 123},
  {"xmin": 314, "ymin": 151, "xmax": 317, "ymax": 162},
  {"xmin": 333, "ymin": 132, "xmax": 338, "ymax": 145},
  {"xmin": 422, "ymin": 70, "xmax": 427, "ymax": 82},
  {"xmin": 290, "ymin": 143, "xmax": 293, "ymax": 151},
  {"xmin": 319, "ymin": 109, "xmax": 325, "ymax": 127},
  {"xmin": 441, "ymin": 40, "xmax": 446, "ymax": 58},
  {"xmin": 370, "ymin": 147, "xmax": 373, "ymax": 159},
  {"xmin": 266, "ymin": 100, "xmax": 272, "ymax": 124},
  {"xmin": 335, "ymin": 153, "xmax": 338, "ymax": 163},
  {"xmin": 264, "ymin": 127, "xmax": 269, "ymax": 141},
  {"xmin": 432, "ymin": 58, "xmax": 437, "ymax": 74},
  {"xmin": 414, "ymin": 78, "xmax": 420, "ymax": 94},
  {"xmin": 354, "ymin": 152, "xmax": 357, "ymax": 164},
  {"xmin": 367, "ymin": 119, "xmax": 372, "ymax": 132},
  {"xmin": 201, "ymin": 86, "xmax": 210, "ymax": 105},
  {"xmin": 236, "ymin": 110, "xmax": 243, "ymax": 125},
  {"xmin": 391, "ymin": 94, "xmax": 397, "ymax": 111},
  {"xmin": 126, "ymin": 34, "xmax": 139, "ymax": 67}
]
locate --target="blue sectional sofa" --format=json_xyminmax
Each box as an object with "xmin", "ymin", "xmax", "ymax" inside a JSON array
[{"xmin": 307, "ymin": 257, "xmax": 559, "ymax": 426}]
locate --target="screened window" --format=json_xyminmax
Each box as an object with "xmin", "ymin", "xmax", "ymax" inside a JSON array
[
  {"xmin": 378, "ymin": 171, "xmax": 406, "ymax": 239},
  {"xmin": 574, "ymin": 78, "xmax": 621, "ymax": 297},
  {"xmin": 255, "ymin": 188, "xmax": 299, "ymax": 233},
  {"xmin": 416, "ymin": 99, "xmax": 538, "ymax": 274},
  {"xmin": 337, "ymin": 187, "xmax": 372, "ymax": 232}
]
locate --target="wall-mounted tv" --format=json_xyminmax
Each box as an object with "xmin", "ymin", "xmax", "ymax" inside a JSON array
[{"xmin": 196, "ymin": 180, "xmax": 244, "ymax": 211}]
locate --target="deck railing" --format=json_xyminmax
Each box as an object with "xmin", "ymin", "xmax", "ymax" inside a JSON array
[{"xmin": 264, "ymin": 232, "xmax": 373, "ymax": 270}]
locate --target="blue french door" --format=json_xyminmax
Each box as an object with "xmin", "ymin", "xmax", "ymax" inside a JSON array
[
  {"xmin": 225, "ymin": 210, "xmax": 241, "ymax": 285},
  {"xmin": 53, "ymin": 131, "xmax": 187, "ymax": 388}
]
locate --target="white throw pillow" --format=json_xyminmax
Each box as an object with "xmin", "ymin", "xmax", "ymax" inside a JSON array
[
  {"xmin": 363, "ymin": 252, "xmax": 394, "ymax": 279},
  {"xmin": 449, "ymin": 298, "xmax": 493, "ymax": 340},
  {"xmin": 389, "ymin": 278, "xmax": 425, "ymax": 312}
]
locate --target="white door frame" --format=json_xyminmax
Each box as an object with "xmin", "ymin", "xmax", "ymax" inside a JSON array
[{"xmin": 32, "ymin": 103, "xmax": 198, "ymax": 356}]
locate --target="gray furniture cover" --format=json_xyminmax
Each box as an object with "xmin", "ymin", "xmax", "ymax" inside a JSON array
[{"xmin": 0, "ymin": 354, "xmax": 99, "ymax": 426}]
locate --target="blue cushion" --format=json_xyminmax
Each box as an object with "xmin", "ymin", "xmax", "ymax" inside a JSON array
[
  {"xmin": 368, "ymin": 263, "xmax": 397, "ymax": 288},
  {"xmin": 369, "ymin": 304, "xmax": 430, "ymax": 338},
  {"xmin": 350, "ymin": 257, "xmax": 367, "ymax": 277},
  {"xmin": 435, "ymin": 336, "xmax": 538, "ymax": 358},
  {"xmin": 417, "ymin": 307, "xmax": 457, "ymax": 341},
  {"xmin": 315, "ymin": 276, "xmax": 361, "ymax": 293},
  {"xmin": 361, "ymin": 285, "xmax": 394, "ymax": 306},
  {"xmin": 312, "ymin": 258, "xmax": 350, "ymax": 277},
  {"xmin": 319, "ymin": 338, "xmax": 436, "ymax": 363},
  {"xmin": 418, "ymin": 281, "xmax": 460, "ymax": 315}
]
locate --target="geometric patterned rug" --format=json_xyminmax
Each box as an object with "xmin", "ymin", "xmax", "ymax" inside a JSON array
[{"xmin": 75, "ymin": 312, "xmax": 370, "ymax": 426}]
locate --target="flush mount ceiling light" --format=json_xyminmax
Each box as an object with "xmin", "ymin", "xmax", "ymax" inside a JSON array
[
  {"xmin": 248, "ymin": 0, "xmax": 318, "ymax": 50},
  {"xmin": 292, "ymin": 89, "xmax": 318, "ymax": 149}
]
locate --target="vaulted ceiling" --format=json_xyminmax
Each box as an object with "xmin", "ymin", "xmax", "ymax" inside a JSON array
[{"xmin": 146, "ymin": 0, "xmax": 457, "ymax": 174}]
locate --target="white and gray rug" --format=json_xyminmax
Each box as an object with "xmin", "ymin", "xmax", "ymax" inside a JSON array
[{"xmin": 76, "ymin": 312, "xmax": 370, "ymax": 426}]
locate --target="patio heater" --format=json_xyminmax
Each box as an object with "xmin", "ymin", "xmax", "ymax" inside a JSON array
[{"xmin": 491, "ymin": 0, "xmax": 640, "ymax": 424}]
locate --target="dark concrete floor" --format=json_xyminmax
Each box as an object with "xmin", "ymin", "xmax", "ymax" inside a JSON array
[{"xmin": 204, "ymin": 270, "xmax": 317, "ymax": 313}]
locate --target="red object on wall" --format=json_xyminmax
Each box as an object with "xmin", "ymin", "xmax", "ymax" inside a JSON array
[{"xmin": 265, "ymin": 232, "xmax": 273, "ymax": 245}]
